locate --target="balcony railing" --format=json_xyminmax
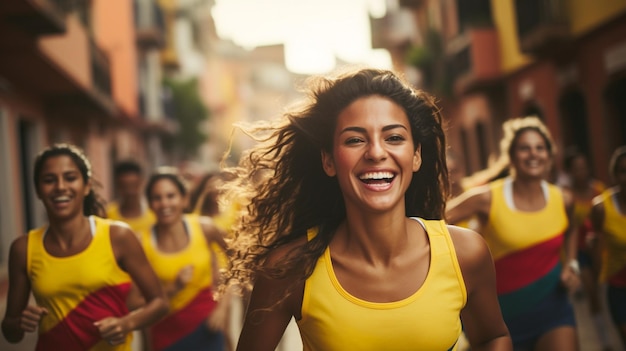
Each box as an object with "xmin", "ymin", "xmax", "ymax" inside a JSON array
[
  {"xmin": 134, "ymin": 0, "xmax": 165, "ymax": 49},
  {"xmin": 446, "ymin": 28, "xmax": 501, "ymax": 95},
  {"xmin": 515, "ymin": 0, "xmax": 570, "ymax": 55}
]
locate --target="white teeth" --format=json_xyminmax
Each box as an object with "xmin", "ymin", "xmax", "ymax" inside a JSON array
[
  {"xmin": 53, "ymin": 196, "xmax": 70, "ymax": 202},
  {"xmin": 359, "ymin": 172, "xmax": 394, "ymax": 180}
]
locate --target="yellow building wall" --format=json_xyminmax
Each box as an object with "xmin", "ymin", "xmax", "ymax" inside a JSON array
[
  {"xmin": 491, "ymin": 0, "xmax": 530, "ymax": 74},
  {"xmin": 567, "ymin": 0, "xmax": 626, "ymax": 35},
  {"xmin": 491, "ymin": 0, "xmax": 626, "ymax": 75}
]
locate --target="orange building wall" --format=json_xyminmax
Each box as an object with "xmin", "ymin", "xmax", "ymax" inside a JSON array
[
  {"xmin": 38, "ymin": 14, "xmax": 92, "ymax": 90},
  {"xmin": 506, "ymin": 62, "xmax": 563, "ymax": 152},
  {"xmin": 92, "ymin": 0, "xmax": 138, "ymax": 118}
]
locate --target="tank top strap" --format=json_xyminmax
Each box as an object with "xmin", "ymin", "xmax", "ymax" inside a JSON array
[
  {"xmin": 412, "ymin": 218, "xmax": 447, "ymax": 256},
  {"xmin": 413, "ymin": 218, "xmax": 467, "ymax": 301},
  {"xmin": 92, "ymin": 216, "xmax": 109, "ymax": 239},
  {"xmin": 184, "ymin": 214, "xmax": 208, "ymax": 246}
]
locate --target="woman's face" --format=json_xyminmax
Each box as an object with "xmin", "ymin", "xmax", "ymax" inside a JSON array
[
  {"xmin": 36, "ymin": 155, "xmax": 90, "ymax": 220},
  {"xmin": 322, "ymin": 95, "xmax": 421, "ymax": 214},
  {"xmin": 510, "ymin": 129, "xmax": 551, "ymax": 180},
  {"xmin": 148, "ymin": 178, "xmax": 186, "ymax": 225},
  {"xmin": 569, "ymin": 156, "xmax": 590, "ymax": 184}
]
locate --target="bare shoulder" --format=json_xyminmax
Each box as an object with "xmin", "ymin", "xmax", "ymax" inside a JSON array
[
  {"xmin": 198, "ymin": 215, "xmax": 217, "ymax": 233},
  {"xmin": 447, "ymin": 225, "xmax": 491, "ymax": 272},
  {"xmin": 9, "ymin": 235, "xmax": 29, "ymax": 264},
  {"xmin": 264, "ymin": 236, "xmax": 308, "ymax": 267},
  {"xmin": 109, "ymin": 221, "xmax": 141, "ymax": 247},
  {"xmin": 109, "ymin": 220, "xmax": 136, "ymax": 237},
  {"xmin": 197, "ymin": 215, "xmax": 227, "ymax": 244}
]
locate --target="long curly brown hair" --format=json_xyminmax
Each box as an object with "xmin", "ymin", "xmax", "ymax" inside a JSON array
[{"xmin": 223, "ymin": 68, "xmax": 449, "ymax": 294}]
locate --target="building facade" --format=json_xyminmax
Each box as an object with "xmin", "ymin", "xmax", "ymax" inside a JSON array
[
  {"xmin": 374, "ymin": 0, "xmax": 626, "ymax": 183},
  {"xmin": 0, "ymin": 0, "xmax": 175, "ymax": 284}
]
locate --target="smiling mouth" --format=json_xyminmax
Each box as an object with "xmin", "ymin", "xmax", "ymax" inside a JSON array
[
  {"xmin": 359, "ymin": 171, "xmax": 396, "ymax": 184},
  {"xmin": 52, "ymin": 196, "xmax": 71, "ymax": 203}
]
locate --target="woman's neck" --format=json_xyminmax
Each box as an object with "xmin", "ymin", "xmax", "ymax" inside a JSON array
[
  {"xmin": 153, "ymin": 217, "xmax": 189, "ymax": 252},
  {"xmin": 154, "ymin": 216, "xmax": 188, "ymax": 239},
  {"xmin": 510, "ymin": 177, "xmax": 547, "ymax": 211},
  {"xmin": 337, "ymin": 205, "xmax": 417, "ymax": 266},
  {"xmin": 119, "ymin": 198, "xmax": 143, "ymax": 218},
  {"xmin": 47, "ymin": 215, "xmax": 91, "ymax": 247},
  {"xmin": 571, "ymin": 178, "xmax": 590, "ymax": 192}
]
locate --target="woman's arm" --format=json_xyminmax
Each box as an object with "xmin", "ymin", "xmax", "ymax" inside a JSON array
[
  {"xmin": 127, "ymin": 265, "xmax": 193, "ymax": 311},
  {"xmin": 560, "ymin": 188, "xmax": 581, "ymax": 292},
  {"xmin": 200, "ymin": 216, "xmax": 228, "ymax": 251},
  {"xmin": 199, "ymin": 216, "xmax": 233, "ymax": 333},
  {"xmin": 1, "ymin": 236, "xmax": 48, "ymax": 343},
  {"xmin": 445, "ymin": 185, "xmax": 491, "ymax": 226},
  {"xmin": 449, "ymin": 226, "xmax": 512, "ymax": 351},
  {"xmin": 589, "ymin": 200, "xmax": 606, "ymax": 281},
  {"xmin": 236, "ymin": 242, "xmax": 304, "ymax": 351},
  {"xmin": 97, "ymin": 224, "xmax": 168, "ymax": 345}
]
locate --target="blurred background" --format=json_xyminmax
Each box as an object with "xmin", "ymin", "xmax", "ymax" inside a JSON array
[{"xmin": 0, "ymin": 0, "xmax": 625, "ymax": 349}]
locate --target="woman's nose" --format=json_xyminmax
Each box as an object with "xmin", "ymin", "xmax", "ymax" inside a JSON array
[{"xmin": 365, "ymin": 140, "xmax": 387, "ymax": 161}]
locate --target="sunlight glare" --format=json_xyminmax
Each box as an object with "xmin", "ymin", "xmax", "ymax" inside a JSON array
[{"xmin": 211, "ymin": 0, "xmax": 389, "ymax": 74}]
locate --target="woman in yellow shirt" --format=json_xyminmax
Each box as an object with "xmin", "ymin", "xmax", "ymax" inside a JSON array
[
  {"xmin": 1, "ymin": 144, "xmax": 168, "ymax": 350},
  {"xmin": 225, "ymin": 68, "xmax": 511, "ymax": 351}
]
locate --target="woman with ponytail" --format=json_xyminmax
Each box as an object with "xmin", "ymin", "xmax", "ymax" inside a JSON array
[{"xmin": 1, "ymin": 143, "xmax": 168, "ymax": 350}]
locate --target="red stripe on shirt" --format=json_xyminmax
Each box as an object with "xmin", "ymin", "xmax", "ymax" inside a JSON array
[
  {"xmin": 36, "ymin": 283, "xmax": 131, "ymax": 351},
  {"xmin": 150, "ymin": 287, "xmax": 217, "ymax": 351},
  {"xmin": 495, "ymin": 234, "xmax": 563, "ymax": 294}
]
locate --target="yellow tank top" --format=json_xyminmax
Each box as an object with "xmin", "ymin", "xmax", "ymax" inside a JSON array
[
  {"xmin": 597, "ymin": 188, "xmax": 626, "ymax": 284},
  {"xmin": 106, "ymin": 202, "xmax": 156, "ymax": 236},
  {"xmin": 482, "ymin": 178, "xmax": 567, "ymax": 319},
  {"xmin": 297, "ymin": 219, "xmax": 466, "ymax": 351},
  {"xmin": 27, "ymin": 216, "xmax": 132, "ymax": 351},
  {"xmin": 572, "ymin": 180, "xmax": 605, "ymax": 229},
  {"xmin": 140, "ymin": 214, "xmax": 213, "ymax": 312},
  {"xmin": 140, "ymin": 214, "xmax": 218, "ymax": 350},
  {"xmin": 483, "ymin": 178, "xmax": 567, "ymax": 260}
]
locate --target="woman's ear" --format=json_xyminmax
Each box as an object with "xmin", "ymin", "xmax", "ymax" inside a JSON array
[
  {"xmin": 413, "ymin": 145, "xmax": 422, "ymax": 172},
  {"xmin": 84, "ymin": 179, "xmax": 92, "ymax": 197},
  {"xmin": 321, "ymin": 151, "xmax": 336, "ymax": 177}
]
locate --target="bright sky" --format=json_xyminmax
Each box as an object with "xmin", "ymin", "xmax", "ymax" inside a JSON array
[{"xmin": 211, "ymin": 0, "xmax": 392, "ymax": 74}]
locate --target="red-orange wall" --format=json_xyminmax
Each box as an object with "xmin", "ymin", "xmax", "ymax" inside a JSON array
[{"xmin": 92, "ymin": 0, "xmax": 138, "ymax": 118}]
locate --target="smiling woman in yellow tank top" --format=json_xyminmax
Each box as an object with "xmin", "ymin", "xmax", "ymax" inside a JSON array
[
  {"xmin": 447, "ymin": 117, "xmax": 581, "ymax": 351},
  {"xmin": 129, "ymin": 168, "xmax": 231, "ymax": 351},
  {"xmin": 1, "ymin": 144, "xmax": 168, "ymax": 350},
  {"xmin": 223, "ymin": 68, "xmax": 511, "ymax": 351}
]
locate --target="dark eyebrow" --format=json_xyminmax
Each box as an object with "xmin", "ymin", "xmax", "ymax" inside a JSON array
[
  {"xmin": 41, "ymin": 170, "xmax": 80, "ymax": 177},
  {"xmin": 339, "ymin": 124, "xmax": 408, "ymax": 135}
]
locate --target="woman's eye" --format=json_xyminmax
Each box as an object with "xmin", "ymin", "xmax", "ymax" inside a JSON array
[
  {"xmin": 387, "ymin": 135, "xmax": 405, "ymax": 143},
  {"xmin": 345, "ymin": 137, "xmax": 364, "ymax": 145},
  {"xmin": 42, "ymin": 177, "xmax": 55, "ymax": 184}
]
